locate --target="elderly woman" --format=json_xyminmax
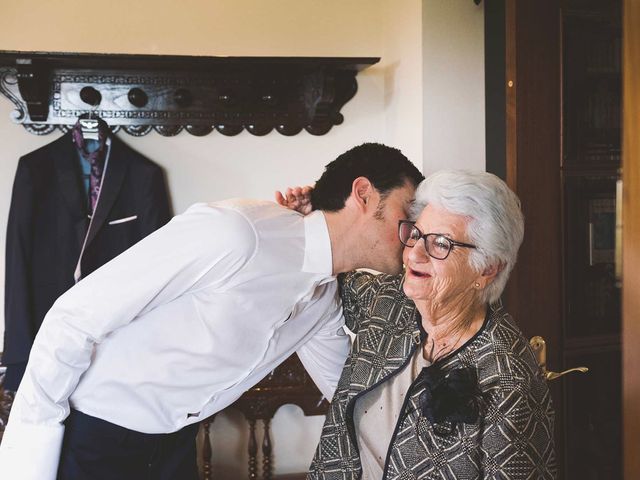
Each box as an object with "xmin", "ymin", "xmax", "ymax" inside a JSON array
[{"xmin": 285, "ymin": 170, "xmax": 556, "ymax": 479}]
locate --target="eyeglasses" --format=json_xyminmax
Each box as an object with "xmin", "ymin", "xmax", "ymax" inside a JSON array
[{"xmin": 398, "ymin": 220, "xmax": 477, "ymax": 260}]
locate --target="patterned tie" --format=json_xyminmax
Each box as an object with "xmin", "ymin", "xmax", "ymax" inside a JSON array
[{"xmin": 72, "ymin": 117, "xmax": 110, "ymax": 213}]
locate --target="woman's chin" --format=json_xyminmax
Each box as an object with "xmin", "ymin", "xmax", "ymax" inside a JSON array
[{"xmin": 403, "ymin": 279, "xmax": 430, "ymax": 302}]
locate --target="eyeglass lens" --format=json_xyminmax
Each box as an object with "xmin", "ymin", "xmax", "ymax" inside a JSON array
[{"xmin": 399, "ymin": 222, "xmax": 452, "ymax": 260}]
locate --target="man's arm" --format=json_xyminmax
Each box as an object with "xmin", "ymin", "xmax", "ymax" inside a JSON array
[
  {"xmin": 296, "ymin": 286, "xmax": 350, "ymax": 400},
  {"xmin": 275, "ymin": 187, "xmax": 382, "ymax": 333},
  {"xmin": 276, "ymin": 186, "xmax": 380, "ymax": 387},
  {"xmin": 0, "ymin": 203, "xmax": 257, "ymax": 480}
]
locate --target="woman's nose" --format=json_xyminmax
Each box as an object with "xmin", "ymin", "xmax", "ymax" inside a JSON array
[{"xmin": 407, "ymin": 239, "xmax": 429, "ymax": 262}]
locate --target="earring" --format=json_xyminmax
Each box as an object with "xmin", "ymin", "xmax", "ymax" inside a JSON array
[{"xmin": 474, "ymin": 282, "xmax": 481, "ymax": 288}]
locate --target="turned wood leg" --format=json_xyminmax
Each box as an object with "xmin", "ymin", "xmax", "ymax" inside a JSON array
[
  {"xmin": 262, "ymin": 418, "xmax": 272, "ymax": 480},
  {"xmin": 202, "ymin": 416, "xmax": 215, "ymax": 480},
  {"xmin": 248, "ymin": 418, "xmax": 258, "ymax": 480}
]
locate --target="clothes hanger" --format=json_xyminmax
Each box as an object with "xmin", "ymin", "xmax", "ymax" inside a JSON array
[
  {"xmin": 77, "ymin": 86, "xmax": 103, "ymax": 141},
  {"xmin": 78, "ymin": 107, "xmax": 101, "ymax": 141}
]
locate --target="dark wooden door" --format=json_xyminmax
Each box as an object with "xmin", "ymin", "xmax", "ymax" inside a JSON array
[
  {"xmin": 622, "ymin": 1, "xmax": 640, "ymax": 477},
  {"xmin": 502, "ymin": 1, "xmax": 622, "ymax": 478}
]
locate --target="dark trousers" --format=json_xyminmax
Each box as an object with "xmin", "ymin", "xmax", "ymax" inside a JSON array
[{"xmin": 57, "ymin": 409, "xmax": 200, "ymax": 480}]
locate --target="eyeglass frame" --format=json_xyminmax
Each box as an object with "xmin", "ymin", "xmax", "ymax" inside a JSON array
[{"xmin": 398, "ymin": 220, "xmax": 477, "ymax": 260}]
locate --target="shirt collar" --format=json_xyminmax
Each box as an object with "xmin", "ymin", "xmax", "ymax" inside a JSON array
[{"xmin": 302, "ymin": 210, "xmax": 333, "ymax": 276}]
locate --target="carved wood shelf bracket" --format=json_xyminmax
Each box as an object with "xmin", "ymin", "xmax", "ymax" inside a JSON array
[{"xmin": 0, "ymin": 51, "xmax": 379, "ymax": 137}]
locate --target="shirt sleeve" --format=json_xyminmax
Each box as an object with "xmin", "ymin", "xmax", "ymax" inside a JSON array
[
  {"xmin": 0, "ymin": 203, "xmax": 257, "ymax": 480},
  {"xmin": 296, "ymin": 283, "xmax": 350, "ymax": 400}
]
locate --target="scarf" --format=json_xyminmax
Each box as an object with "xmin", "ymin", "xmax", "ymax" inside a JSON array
[{"xmin": 71, "ymin": 117, "xmax": 110, "ymax": 213}]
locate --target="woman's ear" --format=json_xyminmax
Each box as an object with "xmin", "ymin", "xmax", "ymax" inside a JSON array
[{"xmin": 476, "ymin": 263, "xmax": 504, "ymax": 288}]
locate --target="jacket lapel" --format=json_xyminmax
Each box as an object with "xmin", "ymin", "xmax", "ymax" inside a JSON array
[
  {"xmin": 348, "ymin": 299, "xmax": 422, "ymax": 398},
  {"xmin": 54, "ymin": 131, "xmax": 89, "ymax": 248},
  {"xmin": 84, "ymin": 135, "xmax": 129, "ymax": 248}
]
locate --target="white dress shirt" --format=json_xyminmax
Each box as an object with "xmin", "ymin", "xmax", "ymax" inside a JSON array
[{"xmin": 0, "ymin": 200, "xmax": 349, "ymax": 480}]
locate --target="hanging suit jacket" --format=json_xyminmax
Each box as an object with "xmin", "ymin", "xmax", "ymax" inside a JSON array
[{"xmin": 3, "ymin": 131, "xmax": 172, "ymax": 391}]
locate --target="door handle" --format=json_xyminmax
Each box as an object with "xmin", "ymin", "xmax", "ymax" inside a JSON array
[{"xmin": 529, "ymin": 336, "xmax": 589, "ymax": 381}]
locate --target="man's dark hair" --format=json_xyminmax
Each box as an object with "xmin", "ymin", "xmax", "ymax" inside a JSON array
[{"xmin": 311, "ymin": 143, "xmax": 424, "ymax": 212}]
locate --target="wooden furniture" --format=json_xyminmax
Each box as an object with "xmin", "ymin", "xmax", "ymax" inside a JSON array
[
  {"xmin": 0, "ymin": 360, "xmax": 13, "ymax": 443},
  {"xmin": 0, "ymin": 52, "xmax": 378, "ymax": 137},
  {"xmin": 201, "ymin": 353, "xmax": 329, "ymax": 480}
]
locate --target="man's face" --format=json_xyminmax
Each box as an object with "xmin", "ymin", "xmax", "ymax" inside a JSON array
[{"xmin": 361, "ymin": 181, "xmax": 416, "ymax": 274}]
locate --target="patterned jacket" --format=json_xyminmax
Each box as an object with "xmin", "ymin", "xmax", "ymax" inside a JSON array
[{"xmin": 309, "ymin": 272, "xmax": 557, "ymax": 479}]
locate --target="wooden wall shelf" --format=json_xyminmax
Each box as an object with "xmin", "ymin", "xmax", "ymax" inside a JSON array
[{"xmin": 0, "ymin": 51, "xmax": 379, "ymax": 137}]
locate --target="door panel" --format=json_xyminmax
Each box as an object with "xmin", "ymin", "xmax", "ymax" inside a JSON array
[
  {"xmin": 564, "ymin": 348, "xmax": 621, "ymax": 478},
  {"xmin": 502, "ymin": 0, "xmax": 622, "ymax": 477}
]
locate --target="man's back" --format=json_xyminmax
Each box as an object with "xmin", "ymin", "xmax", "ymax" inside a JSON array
[
  {"xmin": 2, "ymin": 200, "xmax": 349, "ymax": 479},
  {"xmin": 65, "ymin": 200, "xmax": 343, "ymax": 432}
]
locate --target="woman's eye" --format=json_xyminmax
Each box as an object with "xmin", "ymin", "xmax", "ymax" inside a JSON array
[{"xmin": 433, "ymin": 236, "xmax": 450, "ymax": 250}]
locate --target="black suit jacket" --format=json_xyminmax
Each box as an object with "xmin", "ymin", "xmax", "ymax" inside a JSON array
[{"xmin": 3, "ymin": 132, "xmax": 172, "ymax": 391}]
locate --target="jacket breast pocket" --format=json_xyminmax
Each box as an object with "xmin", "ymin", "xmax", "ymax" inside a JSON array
[{"xmin": 108, "ymin": 215, "xmax": 138, "ymax": 226}]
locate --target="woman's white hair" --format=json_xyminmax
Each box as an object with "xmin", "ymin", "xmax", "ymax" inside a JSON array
[{"xmin": 410, "ymin": 169, "xmax": 525, "ymax": 305}]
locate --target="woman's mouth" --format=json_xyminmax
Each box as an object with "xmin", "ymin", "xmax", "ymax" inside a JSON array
[{"xmin": 409, "ymin": 268, "xmax": 430, "ymax": 278}]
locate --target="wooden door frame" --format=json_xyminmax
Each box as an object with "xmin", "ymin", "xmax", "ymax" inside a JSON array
[
  {"xmin": 622, "ymin": 0, "xmax": 640, "ymax": 477},
  {"xmin": 503, "ymin": 0, "xmax": 565, "ymax": 471}
]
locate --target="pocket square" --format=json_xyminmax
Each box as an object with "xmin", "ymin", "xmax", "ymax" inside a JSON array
[{"xmin": 108, "ymin": 215, "xmax": 138, "ymax": 225}]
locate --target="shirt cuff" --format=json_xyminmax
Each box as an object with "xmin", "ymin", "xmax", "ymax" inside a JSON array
[{"xmin": 0, "ymin": 419, "xmax": 65, "ymax": 480}]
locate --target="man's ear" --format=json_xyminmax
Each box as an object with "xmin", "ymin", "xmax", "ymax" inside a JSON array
[{"xmin": 351, "ymin": 177, "xmax": 374, "ymax": 213}]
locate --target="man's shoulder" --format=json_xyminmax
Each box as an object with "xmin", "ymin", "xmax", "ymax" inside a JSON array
[
  {"xmin": 211, "ymin": 198, "xmax": 273, "ymax": 210},
  {"xmin": 178, "ymin": 200, "xmax": 303, "ymax": 252},
  {"xmin": 174, "ymin": 201, "xmax": 263, "ymax": 247},
  {"xmin": 207, "ymin": 198, "xmax": 299, "ymax": 224},
  {"xmin": 182, "ymin": 199, "xmax": 292, "ymax": 221}
]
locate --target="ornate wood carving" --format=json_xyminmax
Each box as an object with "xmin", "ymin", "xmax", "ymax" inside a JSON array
[
  {"xmin": 0, "ymin": 388, "xmax": 12, "ymax": 443},
  {"xmin": 232, "ymin": 353, "xmax": 329, "ymax": 479},
  {"xmin": 202, "ymin": 415, "xmax": 215, "ymax": 480},
  {"xmin": 0, "ymin": 52, "xmax": 379, "ymax": 137},
  {"xmin": 262, "ymin": 419, "xmax": 272, "ymax": 480},
  {"xmin": 201, "ymin": 353, "xmax": 329, "ymax": 479},
  {"xmin": 248, "ymin": 419, "xmax": 258, "ymax": 480},
  {"xmin": 231, "ymin": 353, "xmax": 329, "ymax": 421},
  {"xmin": 0, "ymin": 362, "xmax": 14, "ymax": 443}
]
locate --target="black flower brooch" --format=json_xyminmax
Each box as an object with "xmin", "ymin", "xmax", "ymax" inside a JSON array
[{"xmin": 418, "ymin": 365, "xmax": 482, "ymax": 426}]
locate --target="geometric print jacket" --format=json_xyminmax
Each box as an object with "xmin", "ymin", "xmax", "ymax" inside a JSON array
[{"xmin": 308, "ymin": 271, "xmax": 557, "ymax": 479}]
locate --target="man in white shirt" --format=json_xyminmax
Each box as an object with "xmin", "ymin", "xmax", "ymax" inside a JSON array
[{"xmin": 0, "ymin": 143, "xmax": 423, "ymax": 480}]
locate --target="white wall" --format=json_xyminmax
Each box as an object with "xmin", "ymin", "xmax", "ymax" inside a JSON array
[
  {"xmin": 0, "ymin": 0, "xmax": 485, "ymax": 476},
  {"xmin": 383, "ymin": 1, "xmax": 424, "ymax": 167},
  {"xmin": 423, "ymin": 0, "xmax": 485, "ymax": 174}
]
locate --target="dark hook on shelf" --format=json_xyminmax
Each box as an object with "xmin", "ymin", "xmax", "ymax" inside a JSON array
[
  {"xmin": 79, "ymin": 86, "xmax": 102, "ymax": 107},
  {"xmin": 473, "ymin": 0, "xmax": 482, "ymax": 5},
  {"xmin": 174, "ymin": 88, "xmax": 192, "ymax": 108},
  {"xmin": 128, "ymin": 87, "xmax": 148, "ymax": 108}
]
